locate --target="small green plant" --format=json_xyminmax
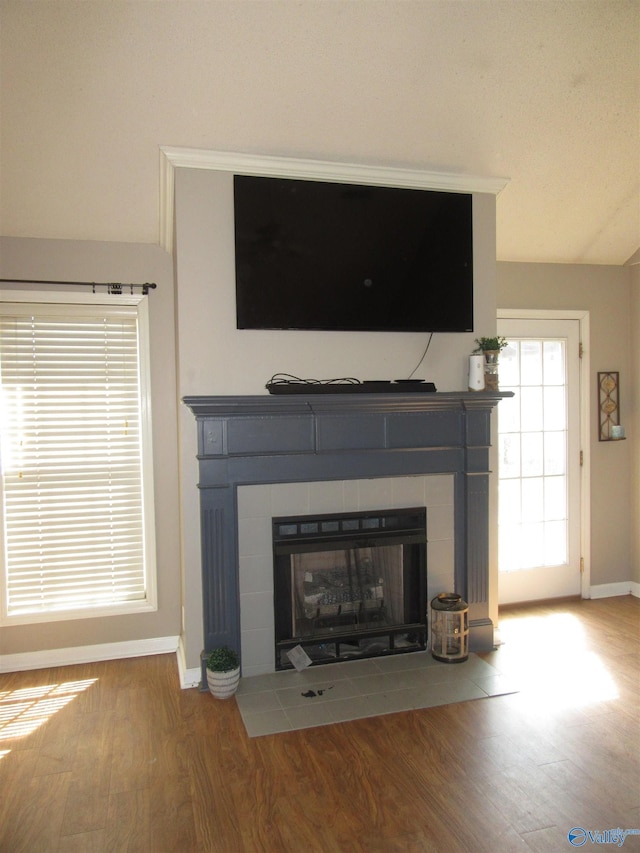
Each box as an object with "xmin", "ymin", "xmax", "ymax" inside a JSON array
[
  {"xmin": 206, "ymin": 645, "xmax": 240, "ymax": 672},
  {"xmin": 473, "ymin": 336, "xmax": 508, "ymax": 353}
]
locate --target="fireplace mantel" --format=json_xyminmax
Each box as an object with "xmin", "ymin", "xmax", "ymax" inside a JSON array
[{"xmin": 184, "ymin": 392, "xmax": 510, "ymax": 680}]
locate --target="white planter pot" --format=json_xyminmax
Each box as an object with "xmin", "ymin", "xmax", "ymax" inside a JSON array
[{"xmin": 206, "ymin": 666, "xmax": 240, "ymax": 700}]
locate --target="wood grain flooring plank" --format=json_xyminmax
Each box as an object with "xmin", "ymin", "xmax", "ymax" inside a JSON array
[
  {"xmin": 0, "ymin": 748, "xmax": 41, "ymax": 850},
  {"xmin": 146, "ymin": 776, "xmax": 200, "ymax": 853},
  {"xmin": 145, "ymin": 718, "xmax": 200, "ymax": 853},
  {"xmin": 539, "ymin": 755, "xmax": 640, "ymax": 823},
  {"xmin": 109, "ymin": 687, "xmax": 153, "ymax": 795},
  {"xmin": 521, "ymin": 825, "xmax": 568, "ymax": 851},
  {"xmin": 32, "ymin": 721, "xmax": 79, "ymax": 777},
  {"xmin": 104, "ymin": 788, "xmax": 151, "ymax": 853},
  {"xmin": 545, "ymin": 714, "xmax": 640, "ymax": 812},
  {"xmin": 475, "ymin": 761, "xmax": 576, "ymax": 837},
  {"xmin": 0, "ymin": 677, "xmax": 61, "ymax": 752},
  {"xmin": 187, "ymin": 738, "xmax": 247, "ymax": 853},
  {"xmin": 57, "ymin": 707, "xmax": 115, "ymax": 835},
  {"xmin": 55, "ymin": 828, "xmax": 107, "ymax": 853},
  {"xmin": 0, "ymin": 770, "xmax": 72, "ymax": 853},
  {"xmin": 59, "ymin": 777, "xmax": 110, "ymax": 839}
]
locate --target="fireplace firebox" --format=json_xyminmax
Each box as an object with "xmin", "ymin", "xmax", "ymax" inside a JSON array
[{"xmin": 273, "ymin": 507, "xmax": 427, "ymax": 669}]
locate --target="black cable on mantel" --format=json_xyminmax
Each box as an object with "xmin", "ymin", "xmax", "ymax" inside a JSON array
[{"xmin": 0, "ymin": 278, "xmax": 157, "ymax": 295}]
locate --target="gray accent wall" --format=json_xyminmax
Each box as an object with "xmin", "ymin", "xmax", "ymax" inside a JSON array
[{"xmin": 173, "ymin": 166, "xmax": 501, "ymax": 671}]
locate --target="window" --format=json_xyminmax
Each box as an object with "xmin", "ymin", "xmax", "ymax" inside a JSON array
[{"xmin": 0, "ymin": 293, "xmax": 156, "ymax": 624}]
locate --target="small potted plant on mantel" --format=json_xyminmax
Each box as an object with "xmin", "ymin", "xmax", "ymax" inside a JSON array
[
  {"xmin": 206, "ymin": 646, "xmax": 240, "ymax": 700},
  {"xmin": 473, "ymin": 337, "xmax": 509, "ymax": 391}
]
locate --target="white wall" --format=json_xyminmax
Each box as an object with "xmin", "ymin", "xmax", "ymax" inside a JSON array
[
  {"xmin": 174, "ymin": 165, "xmax": 501, "ymax": 669},
  {"xmin": 173, "ymin": 167, "xmax": 499, "ymax": 395}
]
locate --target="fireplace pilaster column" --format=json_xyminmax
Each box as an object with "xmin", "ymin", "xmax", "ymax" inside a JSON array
[{"xmin": 200, "ymin": 486, "xmax": 238, "ymax": 653}]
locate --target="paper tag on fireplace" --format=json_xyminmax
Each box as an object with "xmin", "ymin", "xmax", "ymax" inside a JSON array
[{"xmin": 287, "ymin": 645, "xmax": 313, "ymax": 671}]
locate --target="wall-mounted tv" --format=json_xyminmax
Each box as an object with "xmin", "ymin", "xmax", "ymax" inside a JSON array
[{"xmin": 234, "ymin": 174, "xmax": 473, "ymax": 333}]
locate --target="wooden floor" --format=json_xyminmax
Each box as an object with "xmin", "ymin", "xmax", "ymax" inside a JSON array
[{"xmin": 1, "ymin": 596, "xmax": 638, "ymax": 852}]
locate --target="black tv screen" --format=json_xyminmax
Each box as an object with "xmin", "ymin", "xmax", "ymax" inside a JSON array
[{"xmin": 234, "ymin": 175, "xmax": 473, "ymax": 333}]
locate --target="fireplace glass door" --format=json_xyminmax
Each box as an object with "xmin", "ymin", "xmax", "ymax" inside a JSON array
[{"xmin": 273, "ymin": 508, "xmax": 427, "ymax": 669}]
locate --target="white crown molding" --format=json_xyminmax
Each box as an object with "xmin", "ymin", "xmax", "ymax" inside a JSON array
[{"xmin": 159, "ymin": 146, "xmax": 509, "ymax": 254}]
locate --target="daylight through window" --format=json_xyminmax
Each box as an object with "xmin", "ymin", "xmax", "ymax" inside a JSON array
[{"xmin": 0, "ymin": 296, "xmax": 156, "ymax": 624}]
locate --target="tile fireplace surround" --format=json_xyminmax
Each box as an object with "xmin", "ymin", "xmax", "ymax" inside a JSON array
[{"xmin": 184, "ymin": 392, "xmax": 510, "ymax": 687}]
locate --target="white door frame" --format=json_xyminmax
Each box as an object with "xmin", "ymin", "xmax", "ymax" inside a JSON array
[{"xmin": 497, "ymin": 308, "xmax": 591, "ymax": 598}]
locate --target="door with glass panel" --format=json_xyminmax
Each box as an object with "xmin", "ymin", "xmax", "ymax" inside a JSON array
[{"xmin": 497, "ymin": 318, "xmax": 581, "ymax": 604}]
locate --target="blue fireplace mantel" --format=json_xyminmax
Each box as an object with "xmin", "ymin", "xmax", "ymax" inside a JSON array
[{"xmin": 184, "ymin": 391, "xmax": 511, "ymax": 677}]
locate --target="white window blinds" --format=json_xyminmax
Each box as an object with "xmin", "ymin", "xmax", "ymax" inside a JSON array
[{"xmin": 0, "ymin": 299, "xmax": 156, "ymax": 622}]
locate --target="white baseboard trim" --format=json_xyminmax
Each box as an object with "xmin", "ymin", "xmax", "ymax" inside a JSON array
[
  {"xmin": 0, "ymin": 635, "xmax": 180, "ymax": 674},
  {"xmin": 176, "ymin": 634, "xmax": 202, "ymax": 689},
  {"xmin": 589, "ymin": 582, "xmax": 640, "ymax": 599}
]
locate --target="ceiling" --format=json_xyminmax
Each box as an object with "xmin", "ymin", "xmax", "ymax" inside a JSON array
[{"xmin": 1, "ymin": 0, "xmax": 638, "ymax": 265}]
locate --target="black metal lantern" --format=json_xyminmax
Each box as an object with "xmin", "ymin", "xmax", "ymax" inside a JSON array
[{"xmin": 430, "ymin": 593, "xmax": 469, "ymax": 663}]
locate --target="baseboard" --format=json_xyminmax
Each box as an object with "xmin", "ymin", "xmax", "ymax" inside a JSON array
[
  {"xmin": 176, "ymin": 635, "xmax": 202, "ymax": 689},
  {"xmin": 589, "ymin": 582, "xmax": 639, "ymax": 599},
  {"xmin": 0, "ymin": 635, "xmax": 180, "ymax": 674}
]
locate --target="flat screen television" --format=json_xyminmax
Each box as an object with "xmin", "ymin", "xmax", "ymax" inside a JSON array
[{"xmin": 233, "ymin": 174, "xmax": 473, "ymax": 333}]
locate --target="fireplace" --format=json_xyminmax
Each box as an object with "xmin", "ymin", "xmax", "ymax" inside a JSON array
[
  {"xmin": 273, "ymin": 507, "xmax": 427, "ymax": 669},
  {"xmin": 183, "ymin": 391, "xmax": 510, "ymax": 686}
]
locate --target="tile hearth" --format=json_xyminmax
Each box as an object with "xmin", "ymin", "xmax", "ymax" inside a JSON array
[{"xmin": 234, "ymin": 651, "xmax": 517, "ymax": 738}]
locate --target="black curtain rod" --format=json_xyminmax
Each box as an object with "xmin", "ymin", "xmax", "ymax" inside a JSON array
[{"xmin": 0, "ymin": 279, "xmax": 157, "ymax": 295}]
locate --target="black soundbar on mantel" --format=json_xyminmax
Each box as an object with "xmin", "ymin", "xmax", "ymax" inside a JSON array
[{"xmin": 266, "ymin": 380, "xmax": 437, "ymax": 395}]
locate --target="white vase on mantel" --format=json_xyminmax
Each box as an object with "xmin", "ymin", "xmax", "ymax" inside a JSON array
[{"xmin": 468, "ymin": 355, "xmax": 485, "ymax": 391}]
